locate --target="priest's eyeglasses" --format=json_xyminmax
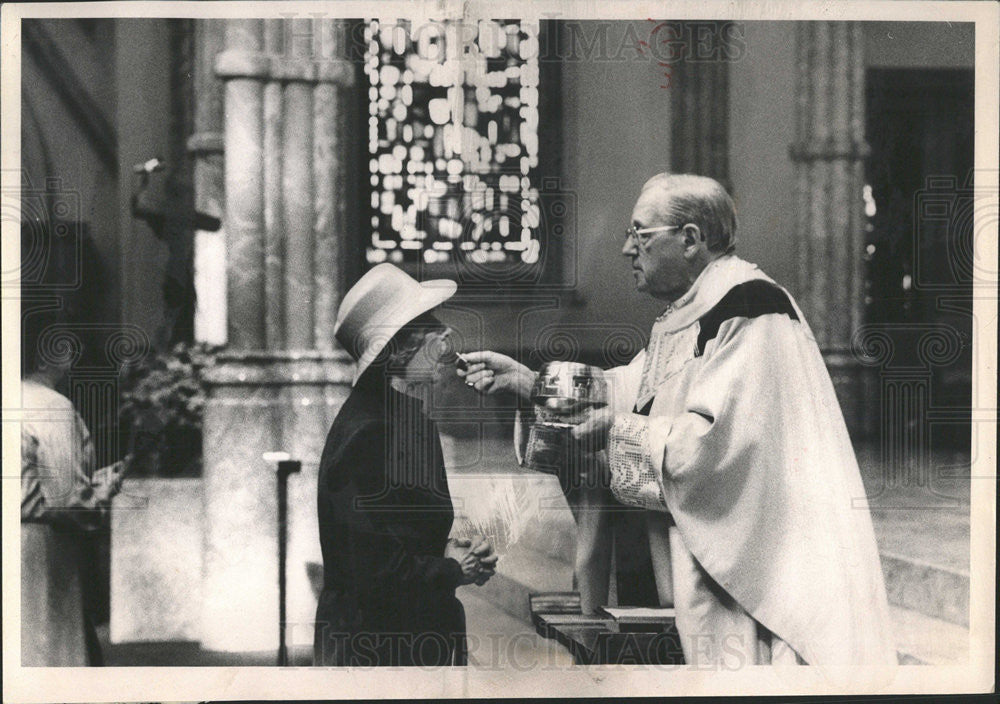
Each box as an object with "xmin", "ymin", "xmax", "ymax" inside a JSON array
[{"xmin": 624, "ymin": 224, "xmax": 680, "ymax": 250}]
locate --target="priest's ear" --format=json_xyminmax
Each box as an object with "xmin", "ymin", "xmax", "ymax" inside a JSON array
[{"xmin": 682, "ymin": 224, "xmax": 706, "ymax": 259}]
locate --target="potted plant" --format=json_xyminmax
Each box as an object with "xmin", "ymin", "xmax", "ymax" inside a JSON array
[{"xmin": 118, "ymin": 342, "xmax": 218, "ymax": 478}]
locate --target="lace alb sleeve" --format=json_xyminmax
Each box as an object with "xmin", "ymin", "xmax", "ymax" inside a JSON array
[{"xmin": 607, "ymin": 414, "xmax": 667, "ymax": 511}]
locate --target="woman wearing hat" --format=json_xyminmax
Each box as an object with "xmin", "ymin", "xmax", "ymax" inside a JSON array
[{"xmin": 314, "ymin": 264, "xmax": 497, "ymax": 667}]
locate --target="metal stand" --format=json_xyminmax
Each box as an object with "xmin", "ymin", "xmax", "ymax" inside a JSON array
[{"xmin": 276, "ymin": 459, "xmax": 301, "ymax": 666}]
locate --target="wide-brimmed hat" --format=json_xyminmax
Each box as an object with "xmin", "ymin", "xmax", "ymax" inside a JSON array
[{"xmin": 335, "ymin": 263, "xmax": 457, "ymax": 385}]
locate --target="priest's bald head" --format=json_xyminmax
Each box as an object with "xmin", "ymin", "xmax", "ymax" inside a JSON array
[{"xmin": 622, "ymin": 174, "xmax": 737, "ymax": 302}]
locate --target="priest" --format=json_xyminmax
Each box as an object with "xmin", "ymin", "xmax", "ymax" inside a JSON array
[{"xmin": 460, "ymin": 174, "xmax": 897, "ymax": 679}]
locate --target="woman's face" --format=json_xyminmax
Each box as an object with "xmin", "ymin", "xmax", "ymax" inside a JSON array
[{"xmin": 400, "ymin": 326, "xmax": 458, "ymax": 386}]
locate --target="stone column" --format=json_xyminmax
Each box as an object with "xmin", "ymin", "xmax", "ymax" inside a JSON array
[
  {"xmin": 666, "ymin": 22, "xmax": 730, "ymax": 188},
  {"xmin": 218, "ymin": 19, "xmax": 268, "ymax": 349},
  {"xmin": 189, "ymin": 20, "xmax": 226, "ymax": 211},
  {"xmin": 201, "ymin": 18, "xmax": 357, "ymax": 653},
  {"xmin": 789, "ymin": 22, "xmax": 870, "ymax": 435}
]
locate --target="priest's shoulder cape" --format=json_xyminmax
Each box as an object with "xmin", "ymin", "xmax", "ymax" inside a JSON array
[{"xmin": 605, "ymin": 255, "xmax": 897, "ymax": 673}]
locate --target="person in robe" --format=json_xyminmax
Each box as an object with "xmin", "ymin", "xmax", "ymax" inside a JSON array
[
  {"xmin": 459, "ymin": 173, "xmax": 897, "ymax": 679},
  {"xmin": 314, "ymin": 263, "xmax": 498, "ymax": 667},
  {"xmin": 21, "ymin": 324, "xmax": 129, "ymax": 666}
]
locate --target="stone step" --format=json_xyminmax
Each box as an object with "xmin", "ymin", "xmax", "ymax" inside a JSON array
[
  {"xmin": 891, "ymin": 605, "xmax": 969, "ymax": 666},
  {"xmin": 880, "ymin": 551, "xmax": 969, "ymax": 627}
]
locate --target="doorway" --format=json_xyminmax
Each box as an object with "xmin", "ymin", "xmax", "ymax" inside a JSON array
[{"xmin": 865, "ymin": 68, "xmax": 974, "ymax": 450}]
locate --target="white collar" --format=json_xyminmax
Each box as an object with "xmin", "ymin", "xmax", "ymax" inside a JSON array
[{"xmin": 656, "ymin": 255, "xmax": 774, "ymax": 332}]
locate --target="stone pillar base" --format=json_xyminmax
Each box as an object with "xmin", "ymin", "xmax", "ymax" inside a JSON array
[
  {"xmin": 111, "ymin": 478, "xmax": 204, "ymax": 643},
  {"xmin": 200, "ymin": 350, "xmax": 352, "ymax": 652}
]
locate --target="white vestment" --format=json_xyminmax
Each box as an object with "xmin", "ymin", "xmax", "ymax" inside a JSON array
[{"xmin": 605, "ymin": 255, "xmax": 897, "ymax": 679}]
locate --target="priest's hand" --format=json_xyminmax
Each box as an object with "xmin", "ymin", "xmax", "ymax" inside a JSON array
[
  {"xmin": 571, "ymin": 407, "xmax": 614, "ymax": 453},
  {"xmin": 457, "ymin": 350, "xmax": 536, "ymax": 400}
]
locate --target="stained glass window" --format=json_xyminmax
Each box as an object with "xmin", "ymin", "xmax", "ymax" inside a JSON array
[{"xmin": 364, "ymin": 18, "xmax": 542, "ymax": 269}]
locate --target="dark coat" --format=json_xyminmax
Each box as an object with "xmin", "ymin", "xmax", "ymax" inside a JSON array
[{"xmin": 314, "ymin": 376, "xmax": 465, "ymax": 666}]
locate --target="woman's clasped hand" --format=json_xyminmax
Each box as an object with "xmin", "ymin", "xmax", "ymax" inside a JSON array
[{"xmin": 445, "ymin": 536, "xmax": 498, "ymax": 586}]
